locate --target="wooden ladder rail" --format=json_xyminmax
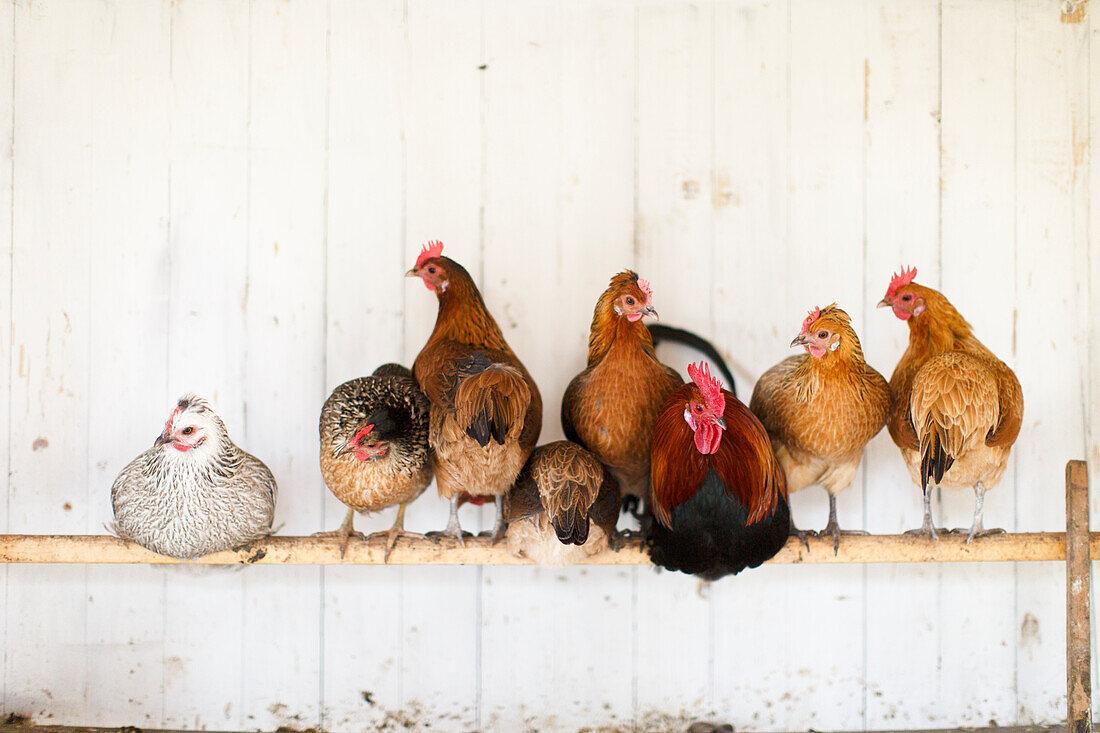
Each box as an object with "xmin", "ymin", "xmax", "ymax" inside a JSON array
[{"xmin": 1066, "ymin": 459, "xmax": 1091, "ymax": 732}]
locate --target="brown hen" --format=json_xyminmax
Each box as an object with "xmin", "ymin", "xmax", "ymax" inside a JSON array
[
  {"xmin": 407, "ymin": 241, "xmax": 542, "ymax": 543},
  {"xmin": 878, "ymin": 267, "xmax": 1023, "ymax": 541},
  {"xmin": 504, "ymin": 441, "xmax": 621, "ymax": 566},
  {"xmin": 561, "ymin": 271, "xmax": 681, "ymax": 504},
  {"xmin": 750, "ymin": 304, "xmax": 889, "ymax": 551}
]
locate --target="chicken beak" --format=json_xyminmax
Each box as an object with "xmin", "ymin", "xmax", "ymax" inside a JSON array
[
  {"xmin": 404, "ymin": 268, "xmax": 419, "ymax": 278},
  {"xmin": 644, "ymin": 306, "xmax": 659, "ymax": 320},
  {"xmin": 876, "ymin": 298, "xmax": 890, "ymax": 308},
  {"xmin": 333, "ymin": 440, "xmax": 352, "ymax": 458},
  {"xmin": 714, "ymin": 416, "xmax": 727, "ymax": 430},
  {"xmin": 790, "ymin": 333, "xmax": 808, "ymax": 348},
  {"xmin": 154, "ymin": 431, "xmax": 170, "ymax": 448}
]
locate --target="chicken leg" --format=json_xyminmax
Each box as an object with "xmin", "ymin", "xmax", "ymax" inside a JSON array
[
  {"xmin": 821, "ymin": 493, "xmax": 869, "ymax": 555},
  {"xmin": 312, "ymin": 508, "xmax": 367, "ymax": 558},
  {"xmin": 373, "ymin": 501, "xmax": 425, "ymax": 562},
  {"xmin": 904, "ymin": 485, "xmax": 939, "ymax": 540},
  {"xmin": 490, "ymin": 495, "xmax": 507, "ymax": 544},
  {"xmin": 952, "ymin": 482, "xmax": 1005, "ymax": 543}
]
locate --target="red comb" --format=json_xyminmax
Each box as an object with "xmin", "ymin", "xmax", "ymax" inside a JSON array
[
  {"xmin": 416, "ymin": 240, "xmax": 445, "ymax": 269},
  {"xmin": 637, "ymin": 278, "xmax": 653, "ymax": 307},
  {"xmin": 687, "ymin": 361, "xmax": 726, "ymax": 416},
  {"xmin": 801, "ymin": 305, "xmax": 822, "ymax": 335},
  {"xmin": 886, "ymin": 266, "xmax": 917, "ymax": 298}
]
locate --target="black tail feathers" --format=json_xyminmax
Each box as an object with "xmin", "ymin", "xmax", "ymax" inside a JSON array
[
  {"xmin": 920, "ymin": 427, "xmax": 955, "ymax": 493},
  {"xmin": 646, "ymin": 324, "xmax": 737, "ymax": 398},
  {"xmin": 551, "ymin": 506, "xmax": 590, "ymax": 546}
]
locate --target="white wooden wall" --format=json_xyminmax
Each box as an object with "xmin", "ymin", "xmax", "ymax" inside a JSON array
[{"xmin": 0, "ymin": 0, "xmax": 1096, "ymax": 730}]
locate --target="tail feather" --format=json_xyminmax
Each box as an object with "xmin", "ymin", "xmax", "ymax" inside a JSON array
[
  {"xmin": 454, "ymin": 363, "xmax": 531, "ymax": 448},
  {"xmin": 646, "ymin": 324, "xmax": 737, "ymax": 398},
  {"xmin": 919, "ymin": 424, "xmax": 955, "ymax": 492},
  {"xmin": 550, "ymin": 503, "xmax": 590, "ymax": 546}
]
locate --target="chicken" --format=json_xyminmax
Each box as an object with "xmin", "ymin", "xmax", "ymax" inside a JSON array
[
  {"xmin": 878, "ymin": 267, "xmax": 1023, "ymax": 541},
  {"xmin": 644, "ymin": 362, "xmax": 790, "ymax": 580},
  {"xmin": 750, "ymin": 304, "xmax": 890, "ymax": 552},
  {"xmin": 561, "ymin": 271, "xmax": 682, "ymax": 504},
  {"xmin": 317, "ymin": 363, "xmax": 432, "ymax": 558},
  {"xmin": 407, "ymin": 241, "xmax": 542, "ymax": 543},
  {"xmin": 504, "ymin": 441, "xmax": 622, "ymax": 566},
  {"xmin": 110, "ymin": 394, "xmax": 277, "ymax": 559}
]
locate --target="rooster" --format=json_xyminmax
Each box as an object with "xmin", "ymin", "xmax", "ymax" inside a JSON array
[
  {"xmin": 644, "ymin": 362, "xmax": 789, "ymax": 580},
  {"xmin": 317, "ymin": 363, "xmax": 432, "ymax": 558},
  {"xmin": 878, "ymin": 267, "xmax": 1023, "ymax": 541},
  {"xmin": 561, "ymin": 271, "xmax": 682, "ymax": 506},
  {"xmin": 407, "ymin": 241, "xmax": 542, "ymax": 542},
  {"xmin": 750, "ymin": 304, "xmax": 890, "ymax": 552},
  {"xmin": 504, "ymin": 441, "xmax": 622, "ymax": 566},
  {"xmin": 110, "ymin": 394, "xmax": 277, "ymax": 559}
]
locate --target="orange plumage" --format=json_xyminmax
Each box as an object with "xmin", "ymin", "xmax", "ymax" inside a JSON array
[
  {"xmin": 750, "ymin": 304, "xmax": 889, "ymax": 549},
  {"xmin": 407, "ymin": 243, "xmax": 543, "ymax": 541},
  {"xmin": 879, "ymin": 268, "xmax": 1023, "ymax": 541},
  {"xmin": 561, "ymin": 271, "xmax": 681, "ymax": 502}
]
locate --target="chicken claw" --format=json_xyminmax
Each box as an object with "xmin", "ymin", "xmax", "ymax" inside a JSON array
[{"xmin": 312, "ymin": 508, "xmax": 366, "ymax": 558}]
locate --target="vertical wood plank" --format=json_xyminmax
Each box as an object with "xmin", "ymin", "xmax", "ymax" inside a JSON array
[
  {"xmin": 83, "ymin": 0, "xmax": 172, "ymax": 727},
  {"xmin": 1015, "ymin": 0, "xmax": 1089, "ymax": 723},
  {"xmin": 634, "ymin": 3, "xmax": 716, "ymax": 727},
  {"xmin": 1088, "ymin": 2, "xmax": 1100, "ymax": 718},
  {"xmin": 478, "ymin": 1, "xmax": 636, "ymax": 729},
  {"xmin": 861, "ymin": 0, "xmax": 943, "ymax": 728},
  {"xmin": 241, "ymin": 0, "xmax": 328, "ymax": 727},
  {"xmin": 710, "ymin": 2, "xmax": 794, "ymax": 729},
  {"xmin": 399, "ymin": 2, "xmax": 484, "ymax": 729},
  {"xmin": 161, "ymin": 0, "xmax": 250, "ymax": 728},
  {"xmin": 0, "ymin": 0, "xmax": 13, "ymax": 712},
  {"xmin": 939, "ymin": 0, "xmax": 1017, "ymax": 724},
  {"xmin": 322, "ymin": 0, "xmax": 408, "ymax": 728},
  {"xmin": 6, "ymin": 0, "xmax": 97, "ymax": 722}
]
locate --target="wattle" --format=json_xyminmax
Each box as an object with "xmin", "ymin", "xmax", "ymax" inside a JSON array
[
  {"xmin": 892, "ymin": 305, "xmax": 911, "ymax": 320},
  {"xmin": 693, "ymin": 423, "xmax": 722, "ymax": 455}
]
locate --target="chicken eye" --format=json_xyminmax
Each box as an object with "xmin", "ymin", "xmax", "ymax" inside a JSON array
[
  {"xmin": 694, "ymin": 404, "xmax": 703, "ymax": 412},
  {"xmin": 427, "ymin": 266, "xmax": 437, "ymax": 274},
  {"xmin": 818, "ymin": 331, "xmax": 828, "ymax": 339},
  {"xmin": 182, "ymin": 427, "xmax": 194, "ymax": 435},
  {"xmin": 901, "ymin": 294, "xmax": 911, "ymax": 301}
]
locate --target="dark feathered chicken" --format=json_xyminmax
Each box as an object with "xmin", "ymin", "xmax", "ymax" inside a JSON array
[
  {"xmin": 645, "ymin": 362, "xmax": 790, "ymax": 581},
  {"xmin": 504, "ymin": 440, "xmax": 622, "ymax": 565},
  {"xmin": 318, "ymin": 363, "xmax": 432, "ymax": 558}
]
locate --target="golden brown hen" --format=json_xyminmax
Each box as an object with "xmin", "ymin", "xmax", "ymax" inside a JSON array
[
  {"xmin": 878, "ymin": 267, "xmax": 1023, "ymax": 541},
  {"xmin": 561, "ymin": 271, "xmax": 681, "ymax": 505},
  {"xmin": 407, "ymin": 241, "xmax": 542, "ymax": 543},
  {"xmin": 750, "ymin": 304, "xmax": 889, "ymax": 551},
  {"xmin": 504, "ymin": 440, "xmax": 621, "ymax": 566}
]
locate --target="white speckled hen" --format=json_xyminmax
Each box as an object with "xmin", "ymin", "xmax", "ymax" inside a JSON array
[
  {"xmin": 317, "ymin": 363, "xmax": 432, "ymax": 558},
  {"xmin": 110, "ymin": 394, "xmax": 277, "ymax": 559}
]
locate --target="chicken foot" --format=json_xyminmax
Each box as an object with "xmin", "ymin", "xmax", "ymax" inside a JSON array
[
  {"xmin": 949, "ymin": 482, "xmax": 1005, "ymax": 543},
  {"xmin": 312, "ymin": 508, "xmax": 367, "ymax": 558},
  {"xmin": 821, "ymin": 493, "xmax": 869, "ymax": 555},
  {"xmin": 427, "ymin": 494, "xmax": 471, "ymax": 548},
  {"xmin": 490, "ymin": 495, "xmax": 507, "ymax": 544},
  {"xmin": 787, "ymin": 516, "xmax": 814, "ymax": 551},
  {"xmin": 904, "ymin": 486, "xmax": 939, "ymax": 540},
  {"xmin": 370, "ymin": 502, "xmax": 426, "ymax": 563}
]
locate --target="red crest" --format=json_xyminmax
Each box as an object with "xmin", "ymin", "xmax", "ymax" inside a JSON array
[
  {"xmin": 637, "ymin": 278, "xmax": 654, "ymax": 307},
  {"xmin": 886, "ymin": 266, "xmax": 917, "ymax": 298},
  {"xmin": 686, "ymin": 361, "xmax": 726, "ymax": 416},
  {"xmin": 801, "ymin": 305, "xmax": 822, "ymax": 335},
  {"xmin": 416, "ymin": 240, "xmax": 445, "ymax": 269}
]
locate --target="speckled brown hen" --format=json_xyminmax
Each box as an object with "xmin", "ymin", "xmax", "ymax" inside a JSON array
[
  {"xmin": 407, "ymin": 241, "xmax": 542, "ymax": 543},
  {"xmin": 317, "ymin": 363, "xmax": 432, "ymax": 558},
  {"xmin": 504, "ymin": 441, "xmax": 622, "ymax": 566},
  {"xmin": 750, "ymin": 304, "xmax": 890, "ymax": 552},
  {"xmin": 878, "ymin": 267, "xmax": 1023, "ymax": 541},
  {"xmin": 561, "ymin": 271, "xmax": 681, "ymax": 505}
]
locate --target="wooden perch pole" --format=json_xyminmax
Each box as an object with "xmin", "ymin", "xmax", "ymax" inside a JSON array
[
  {"xmin": 0, "ymin": 530, "xmax": 1090, "ymax": 565},
  {"xmin": 1065, "ymin": 459, "xmax": 1091, "ymax": 733}
]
